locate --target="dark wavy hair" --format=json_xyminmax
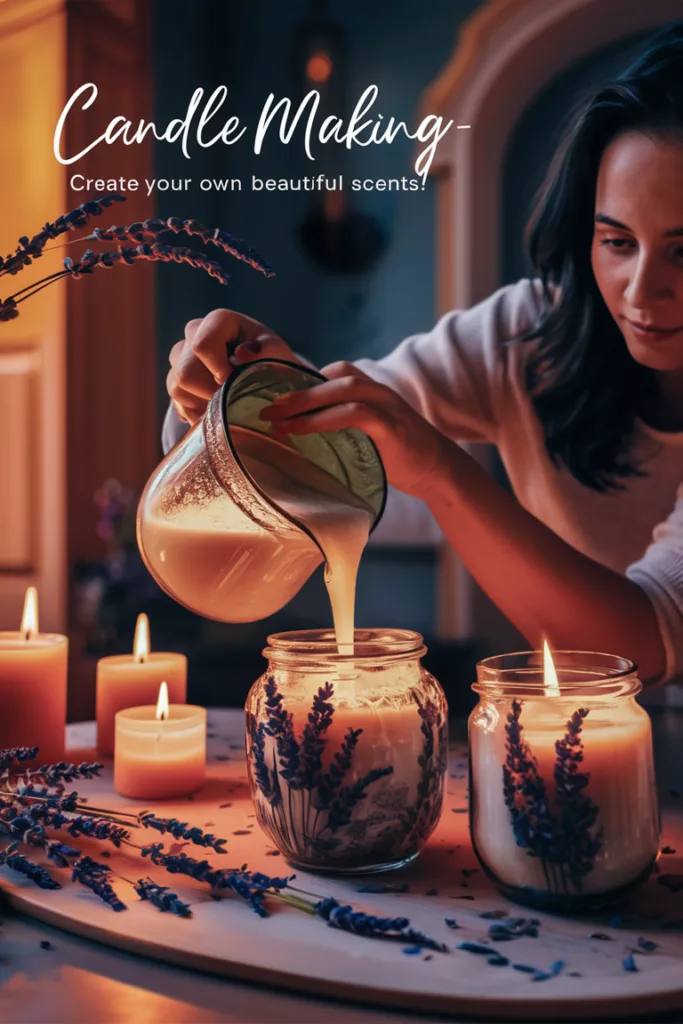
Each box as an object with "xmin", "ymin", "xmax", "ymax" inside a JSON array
[{"xmin": 521, "ymin": 21, "xmax": 683, "ymax": 492}]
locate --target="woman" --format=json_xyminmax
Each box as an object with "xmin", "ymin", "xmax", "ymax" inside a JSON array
[{"xmin": 163, "ymin": 23, "xmax": 683, "ymax": 688}]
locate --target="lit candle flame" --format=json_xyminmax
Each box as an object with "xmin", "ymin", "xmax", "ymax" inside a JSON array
[
  {"xmin": 543, "ymin": 639, "xmax": 560, "ymax": 697},
  {"xmin": 133, "ymin": 613, "xmax": 150, "ymax": 663},
  {"xmin": 20, "ymin": 586, "xmax": 38, "ymax": 641},
  {"xmin": 155, "ymin": 681, "xmax": 169, "ymax": 721}
]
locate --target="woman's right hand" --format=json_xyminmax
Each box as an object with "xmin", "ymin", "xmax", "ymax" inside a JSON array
[{"xmin": 167, "ymin": 309, "xmax": 299, "ymax": 424}]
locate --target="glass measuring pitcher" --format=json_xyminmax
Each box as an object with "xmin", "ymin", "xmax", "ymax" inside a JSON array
[{"xmin": 136, "ymin": 360, "xmax": 386, "ymax": 622}]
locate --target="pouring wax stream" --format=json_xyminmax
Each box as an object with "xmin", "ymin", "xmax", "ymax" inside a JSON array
[{"xmin": 232, "ymin": 426, "xmax": 375, "ymax": 657}]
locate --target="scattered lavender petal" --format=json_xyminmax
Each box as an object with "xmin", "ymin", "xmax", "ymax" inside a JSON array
[
  {"xmin": 657, "ymin": 874, "xmax": 683, "ymax": 893},
  {"xmin": 637, "ymin": 937, "xmax": 658, "ymax": 952},
  {"xmin": 356, "ymin": 884, "xmax": 409, "ymax": 894},
  {"xmin": 622, "ymin": 953, "xmax": 638, "ymax": 972},
  {"xmin": 456, "ymin": 941, "xmax": 492, "ymax": 955},
  {"xmin": 444, "ymin": 919, "xmax": 460, "ymax": 930}
]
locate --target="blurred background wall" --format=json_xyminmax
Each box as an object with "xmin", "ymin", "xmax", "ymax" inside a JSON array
[{"xmin": 1, "ymin": 0, "xmax": 680, "ymax": 720}]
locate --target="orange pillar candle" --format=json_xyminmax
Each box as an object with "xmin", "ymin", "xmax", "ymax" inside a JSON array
[
  {"xmin": 114, "ymin": 683, "xmax": 206, "ymax": 800},
  {"xmin": 0, "ymin": 587, "xmax": 68, "ymax": 764},
  {"xmin": 96, "ymin": 614, "xmax": 187, "ymax": 755}
]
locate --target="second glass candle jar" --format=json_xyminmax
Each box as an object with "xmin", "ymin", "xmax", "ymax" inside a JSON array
[
  {"xmin": 469, "ymin": 651, "xmax": 659, "ymax": 913},
  {"xmin": 245, "ymin": 629, "xmax": 448, "ymax": 874}
]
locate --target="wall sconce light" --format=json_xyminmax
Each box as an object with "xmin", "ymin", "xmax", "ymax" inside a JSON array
[{"xmin": 293, "ymin": 1, "xmax": 387, "ymax": 275}]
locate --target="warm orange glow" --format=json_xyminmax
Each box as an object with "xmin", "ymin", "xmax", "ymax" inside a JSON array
[
  {"xmin": 155, "ymin": 681, "xmax": 169, "ymax": 721},
  {"xmin": 21, "ymin": 586, "xmax": 38, "ymax": 640},
  {"xmin": 543, "ymin": 639, "xmax": 560, "ymax": 696},
  {"xmin": 133, "ymin": 613, "xmax": 150, "ymax": 663},
  {"xmin": 306, "ymin": 51, "xmax": 333, "ymax": 83}
]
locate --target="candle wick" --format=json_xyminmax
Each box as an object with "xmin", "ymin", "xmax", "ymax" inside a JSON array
[{"xmin": 135, "ymin": 653, "xmax": 147, "ymax": 665}]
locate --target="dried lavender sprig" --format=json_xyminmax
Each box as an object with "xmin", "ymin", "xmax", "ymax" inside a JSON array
[
  {"xmin": 89, "ymin": 217, "xmax": 275, "ymax": 277},
  {"xmin": 1, "ymin": 786, "xmax": 80, "ymax": 810},
  {"xmin": 38, "ymin": 761, "xmax": 103, "ymax": 785},
  {"xmin": 137, "ymin": 812, "xmax": 227, "ymax": 853},
  {"xmin": 0, "ymin": 195, "xmax": 126, "ymax": 279},
  {"xmin": 64, "ymin": 243, "xmax": 231, "ymax": 285},
  {"xmin": 296, "ymin": 682, "xmax": 335, "ymax": 790},
  {"xmin": 3, "ymin": 799, "xmax": 130, "ymax": 845},
  {"xmin": 63, "ymin": 816, "xmax": 130, "ymax": 845},
  {"xmin": 3, "ymin": 241, "xmax": 234, "ymax": 314},
  {"xmin": 314, "ymin": 897, "xmax": 448, "ymax": 952},
  {"xmin": 0, "ymin": 842, "xmax": 60, "ymax": 889},
  {"xmin": 6, "ymin": 761, "xmax": 103, "ymax": 789},
  {"xmin": 134, "ymin": 877, "xmax": 191, "ymax": 917},
  {"xmin": 0, "ymin": 747, "xmax": 39, "ymax": 772},
  {"xmin": 140, "ymin": 843, "xmax": 291, "ymax": 917},
  {"xmin": 248, "ymin": 718, "xmax": 278, "ymax": 804},
  {"xmin": 263, "ymin": 675, "xmax": 301, "ymax": 787},
  {"xmin": 1, "ymin": 817, "xmax": 81, "ymax": 868},
  {"xmin": 72, "ymin": 856, "xmax": 126, "ymax": 911}
]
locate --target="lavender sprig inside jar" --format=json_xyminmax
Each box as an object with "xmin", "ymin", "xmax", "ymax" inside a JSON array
[{"xmin": 245, "ymin": 628, "xmax": 448, "ymax": 874}]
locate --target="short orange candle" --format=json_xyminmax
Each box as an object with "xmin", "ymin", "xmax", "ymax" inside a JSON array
[
  {"xmin": 0, "ymin": 587, "xmax": 68, "ymax": 764},
  {"xmin": 114, "ymin": 683, "xmax": 206, "ymax": 800},
  {"xmin": 96, "ymin": 614, "xmax": 187, "ymax": 755}
]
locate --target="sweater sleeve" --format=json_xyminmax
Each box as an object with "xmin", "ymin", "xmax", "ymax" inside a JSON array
[
  {"xmin": 162, "ymin": 400, "xmax": 190, "ymax": 455},
  {"xmin": 353, "ymin": 277, "xmax": 544, "ymax": 444},
  {"xmin": 160, "ymin": 276, "xmax": 543, "ymax": 454},
  {"xmin": 626, "ymin": 483, "xmax": 683, "ymax": 685}
]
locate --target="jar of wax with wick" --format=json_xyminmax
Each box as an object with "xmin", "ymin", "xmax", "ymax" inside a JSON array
[
  {"xmin": 469, "ymin": 651, "xmax": 659, "ymax": 913},
  {"xmin": 137, "ymin": 360, "xmax": 387, "ymax": 622},
  {"xmin": 245, "ymin": 629, "xmax": 448, "ymax": 874}
]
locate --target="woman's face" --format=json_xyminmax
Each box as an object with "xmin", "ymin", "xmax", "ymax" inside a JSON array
[{"xmin": 591, "ymin": 131, "xmax": 683, "ymax": 372}]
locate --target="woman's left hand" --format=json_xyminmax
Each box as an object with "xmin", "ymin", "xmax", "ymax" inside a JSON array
[{"xmin": 259, "ymin": 361, "xmax": 454, "ymax": 498}]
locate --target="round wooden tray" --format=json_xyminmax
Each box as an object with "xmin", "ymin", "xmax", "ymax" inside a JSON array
[{"xmin": 2, "ymin": 710, "xmax": 683, "ymax": 1020}]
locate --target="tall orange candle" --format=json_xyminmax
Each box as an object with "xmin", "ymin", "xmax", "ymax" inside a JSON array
[
  {"xmin": 0, "ymin": 587, "xmax": 68, "ymax": 764},
  {"xmin": 96, "ymin": 614, "xmax": 187, "ymax": 755}
]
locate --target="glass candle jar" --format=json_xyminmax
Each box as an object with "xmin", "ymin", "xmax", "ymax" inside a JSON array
[
  {"xmin": 137, "ymin": 360, "xmax": 386, "ymax": 623},
  {"xmin": 245, "ymin": 629, "xmax": 448, "ymax": 874},
  {"xmin": 469, "ymin": 652, "xmax": 659, "ymax": 913}
]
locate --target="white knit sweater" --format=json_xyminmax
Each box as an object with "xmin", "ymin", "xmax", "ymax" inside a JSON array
[{"xmin": 162, "ymin": 277, "xmax": 683, "ymax": 686}]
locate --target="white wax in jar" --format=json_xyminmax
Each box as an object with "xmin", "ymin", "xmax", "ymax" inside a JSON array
[{"xmin": 470, "ymin": 699, "xmax": 659, "ymax": 894}]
